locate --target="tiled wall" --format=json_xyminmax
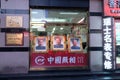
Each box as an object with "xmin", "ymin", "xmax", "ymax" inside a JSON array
[
  {"xmin": 89, "ymin": 0, "xmax": 103, "ymax": 71},
  {"xmin": 0, "ymin": 0, "xmax": 29, "ymax": 74}
]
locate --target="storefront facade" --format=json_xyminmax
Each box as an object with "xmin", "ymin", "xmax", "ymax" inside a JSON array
[
  {"xmin": 30, "ymin": 9, "xmax": 89, "ymax": 71},
  {"xmin": 1, "ymin": 0, "xmax": 120, "ymax": 74}
]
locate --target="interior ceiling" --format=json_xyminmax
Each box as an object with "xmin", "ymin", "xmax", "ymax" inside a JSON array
[
  {"xmin": 47, "ymin": 10, "xmax": 87, "ymax": 23},
  {"xmin": 31, "ymin": 9, "xmax": 88, "ymax": 34},
  {"xmin": 46, "ymin": 25, "xmax": 72, "ymax": 34},
  {"xmin": 31, "ymin": 9, "xmax": 87, "ymax": 23}
]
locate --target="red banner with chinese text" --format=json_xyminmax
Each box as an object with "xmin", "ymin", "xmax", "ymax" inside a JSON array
[
  {"xmin": 104, "ymin": 0, "xmax": 120, "ymax": 17},
  {"xmin": 30, "ymin": 53, "xmax": 88, "ymax": 68}
]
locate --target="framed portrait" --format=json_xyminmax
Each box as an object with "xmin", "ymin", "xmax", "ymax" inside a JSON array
[
  {"xmin": 68, "ymin": 37, "xmax": 83, "ymax": 52},
  {"xmin": 6, "ymin": 16, "xmax": 23, "ymax": 27},
  {"xmin": 51, "ymin": 35, "xmax": 66, "ymax": 51},
  {"xmin": 34, "ymin": 36, "xmax": 48, "ymax": 53},
  {"xmin": 5, "ymin": 33, "xmax": 23, "ymax": 46}
]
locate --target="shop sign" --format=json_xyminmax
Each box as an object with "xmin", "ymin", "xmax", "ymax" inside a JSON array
[
  {"xmin": 103, "ymin": 17, "xmax": 114, "ymax": 70},
  {"xmin": 103, "ymin": 0, "xmax": 120, "ymax": 17},
  {"xmin": 6, "ymin": 16, "xmax": 23, "ymax": 27},
  {"xmin": 30, "ymin": 53, "xmax": 88, "ymax": 68},
  {"xmin": 5, "ymin": 33, "xmax": 23, "ymax": 46}
]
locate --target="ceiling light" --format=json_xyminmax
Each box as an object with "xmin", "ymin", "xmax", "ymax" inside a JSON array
[
  {"xmin": 31, "ymin": 11, "xmax": 38, "ymax": 14},
  {"xmin": 53, "ymin": 27, "xmax": 56, "ymax": 31},
  {"xmin": 31, "ymin": 18, "xmax": 66, "ymax": 22},
  {"xmin": 77, "ymin": 17, "xmax": 85, "ymax": 23},
  {"xmin": 60, "ymin": 12, "xmax": 79, "ymax": 15},
  {"xmin": 52, "ymin": 30, "xmax": 55, "ymax": 33},
  {"xmin": 60, "ymin": 27, "xmax": 63, "ymax": 30}
]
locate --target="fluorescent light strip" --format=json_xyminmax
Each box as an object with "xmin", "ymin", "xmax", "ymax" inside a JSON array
[
  {"xmin": 31, "ymin": 11, "xmax": 38, "ymax": 14},
  {"xmin": 60, "ymin": 27, "xmax": 63, "ymax": 30},
  {"xmin": 53, "ymin": 27, "xmax": 56, "ymax": 31},
  {"xmin": 31, "ymin": 18, "xmax": 66, "ymax": 22},
  {"xmin": 60, "ymin": 12, "xmax": 79, "ymax": 15},
  {"xmin": 77, "ymin": 18, "xmax": 85, "ymax": 23}
]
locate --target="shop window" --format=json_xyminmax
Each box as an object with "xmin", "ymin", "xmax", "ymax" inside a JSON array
[
  {"xmin": 30, "ymin": 9, "xmax": 89, "ymax": 70},
  {"xmin": 115, "ymin": 20, "xmax": 120, "ymax": 69}
]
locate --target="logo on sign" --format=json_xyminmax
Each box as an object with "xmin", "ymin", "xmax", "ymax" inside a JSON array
[{"xmin": 35, "ymin": 56, "xmax": 45, "ymax": 65}]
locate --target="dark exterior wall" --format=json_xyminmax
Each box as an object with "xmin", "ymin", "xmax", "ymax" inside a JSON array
[{"xmin": 30, "ymin": 0, "xmax": 89, "ymax": 8}]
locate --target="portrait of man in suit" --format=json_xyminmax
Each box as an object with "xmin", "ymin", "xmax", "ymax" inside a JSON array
[
  {"xmin": 54, "ymin": 36, "xmax": 63, "ymax": 48},
  {"xmin": 35, "ymin": 37, "xmax": 46, "ymax": 51},
  {"xmin": 52, "ymin": 35, "xmax": 65, "ymax": 51},
  {"xmin": 69, "ymin": 38, "xmax": 83, "ymax": 52},
  {"xmin": 71, "ymin": 38, "xmax": 80, "ymax": 50}
]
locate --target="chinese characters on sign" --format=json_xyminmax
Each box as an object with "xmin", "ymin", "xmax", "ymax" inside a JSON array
[
  {"xmin": 47, "ymin": 56, "xmax": 83, "ymax": 65},
  {"xmin": 5, "ymin": 16, "xmax": 24, "ymax": 46},
  {"xmin": 30, "ymin": 53, "xmax": 88, "ymax": 68},
  {"xmin": 6, "ymin": 16, "xmax": 23, "ymax": 27},
  {"xmin": 103, "ymin": 17, "xmax": 114, "ymax": 70},
  {"xmin": 108, "ymin": 0, "xmax": 120, "ymax": 8},
  {"xmin": 104, "ymin": 0, "xmax": 120, "ymax": 16},
  {"xmin": 5, "ymin": 33, "xmax": 23, "ymax": 46}
]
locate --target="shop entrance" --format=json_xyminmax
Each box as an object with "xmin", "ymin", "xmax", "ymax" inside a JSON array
[
  {"xmin": 115, "ymin": 20, "xmax": 120, "ymax": 69},
  {"xmin": 30, "ymin": 8, "xmax": 89, "ymax": 70}
]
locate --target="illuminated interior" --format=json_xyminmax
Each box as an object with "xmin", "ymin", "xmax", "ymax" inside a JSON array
[
  {"xmin": 30, "ymin": 9, "xmax": 88, "ymax": 52},
  {"xmin": 30, "ymin": 9, "xmax": 88, "ymax": 70}
]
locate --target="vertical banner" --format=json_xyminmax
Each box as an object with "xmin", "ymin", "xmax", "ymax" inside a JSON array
[{"xmin": 103, "ymin": 17, "xmax": 115, "ymax": 70}]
